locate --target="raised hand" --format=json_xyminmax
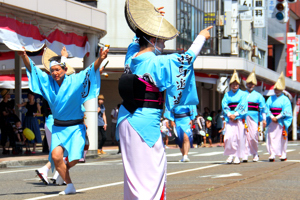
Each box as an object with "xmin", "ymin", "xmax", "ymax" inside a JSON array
[
  {"xmin": 157, "ymin": 7, "xmax": 165, "ymax": 16},
  {"xmin": 17, "ymin": 46, "xmax": 27, "ymax": 57},
  {"xmin": 99, "ymin": 47, "xmax": 109, "ymax": 61},
  {"xmin": 61, "ymin": 46, "xmax": 68, "ymax": 57},
  {"xmin": 199, "ymin": 26, "xmax": 213, "ymax": 40}
]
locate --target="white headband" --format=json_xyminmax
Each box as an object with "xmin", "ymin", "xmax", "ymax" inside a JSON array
[{"xmin": 50, "ymin": 56, "xmax": 67, "ymax": 68}]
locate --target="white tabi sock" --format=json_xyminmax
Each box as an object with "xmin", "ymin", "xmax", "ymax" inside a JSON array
[
  {"xmin": 52, "ymin": 171, "xmax": 59, "ymax": 180},
  {"xmin": 183, "ymin": 155, "xmax": 188, "ymax": 160},
  {"xmin": 39, "ymin": 166, "xmax": 49, "ymax": 175},
  {"xmin": 59, "ymin": 183, "xmax": 76, "ymax": 195}
]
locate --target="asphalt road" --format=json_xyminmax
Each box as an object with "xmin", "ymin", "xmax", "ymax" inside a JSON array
[{"xmin": 1, "ymin": 142, "xmax": 300, "ymax": 200}]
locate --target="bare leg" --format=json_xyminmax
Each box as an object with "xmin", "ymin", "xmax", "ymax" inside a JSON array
[
  {"xmin": 165, "ymin": 136, "xmax": 169, "ymax": 146},
  {"xmin": 182, "ymin": 133, "xmax": 190, "ymax": 156},
  {"xmin": 33, "ymin": 143, "xmax": 36, "ymax": 152},
  {"xmin": 209, "ymin": 138, "xmax": 212, "ymax": 147},
  {"xmin": 203, "ymin": 136, "xmax": 207, "ymax": 147},
  {"xmin": 52, "ymin": 146, "xmax": 78, "ymax": 184}
]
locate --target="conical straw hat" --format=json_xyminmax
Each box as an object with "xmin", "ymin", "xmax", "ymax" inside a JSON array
[
  {"xmin": 42, "ymin": 48, "xmax": 75, "ymax": 75},
  {"xmin": 125, "ymin": 0, "xmax": 179, "ymax": 40},
  {"xmin": 229, "ymin": 69, "xmax": 241, "ymax": 84},
  {"xmin": 274, "ymin": 72, "xmax": 285, "ymax": 90},
  {"xmin": 246, "ymin": 67, "xmax": 257, "ymax": 85}
]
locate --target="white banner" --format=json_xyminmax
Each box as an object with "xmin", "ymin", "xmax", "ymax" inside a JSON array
[{"xmin": 253, "ymin": 0, "xmax": 266, "ymax": 28}]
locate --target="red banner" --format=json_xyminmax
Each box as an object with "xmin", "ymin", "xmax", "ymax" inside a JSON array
[{"xmin": 286, "ymin": 43, "xmax": 294, "ymax": 77}]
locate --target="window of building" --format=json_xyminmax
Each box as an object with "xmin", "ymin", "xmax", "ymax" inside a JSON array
[
  {"xmin": 176, "ymin": 0, "xmax": 216, "ymax": 55},
  {"xmin": 257, "ymin": 49, "xmax": 265, "ymax": 67}
]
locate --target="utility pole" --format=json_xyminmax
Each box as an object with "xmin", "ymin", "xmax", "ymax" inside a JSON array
[{"xmin": 217, "ymin": 0, "xmax": 222, "ymax": 55}]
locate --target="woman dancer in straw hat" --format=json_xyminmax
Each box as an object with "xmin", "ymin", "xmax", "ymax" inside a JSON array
[
  {"xmin": 266, "ymin": 72, "xmax": 292, "ymax": 162},
  {"xmin": 17, "ymin": 46, "xmax": 108, "ymax": 195},
  {"xmin": 116, "ymin": 0, "xmax": 212, "ymax": 199},
  {"xmin": 222, "ymin": 70, "xmax": 248, "ymax": 164},
  {"xmin": 243, "ymin": 68, "xmax": 267, "ymax": 162}
]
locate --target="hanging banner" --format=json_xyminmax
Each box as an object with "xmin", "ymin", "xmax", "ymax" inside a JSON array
[
  {"xmin": 46, "ymin": 29, "xmax": 90, "ymax": 58},
  {"xmin": 0, "ymin": 16, "xmax": 45, "ymax": 52},
  {"xmin": 286, "ymin": 44, "xmax": 294, "ymax": 77},
  {"xmin": 286, "ymin": 33, "xmax": 297, "ymax": 77}
]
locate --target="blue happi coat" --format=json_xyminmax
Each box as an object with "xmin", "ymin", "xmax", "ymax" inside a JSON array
[
  {"xmin": 222, "ymin": 89, "xmax": 248, "ymax": 123},
  {"xmin": 116, "ymin": 37, "xmax": 199, "ymax": 147},
  {"xmin": 246, "ymin": 90, "xmax": 266, "ymax": 124},
  {"xmin": 26, "ymin": 57, "xmax": 100, "ymax": 170},
  {"xmin": 266, "ymin": 94, "xmax": 292, "ymax": 132},
  {"xmin": 164, "ymin": 105, "xmax": 197, "ymax": 147}
]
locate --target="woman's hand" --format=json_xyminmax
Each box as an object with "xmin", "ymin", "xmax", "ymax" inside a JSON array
[
  {"xmin": 272, "ymin": 117, "xmax": 278, "ymax": 123},
  {"xmin": 157, "ymin": 7, "xmax": 165, "ymax": 16},
  {"xmin": 199, "ymin": 26, "xmax": 213, "ymax": 40}
]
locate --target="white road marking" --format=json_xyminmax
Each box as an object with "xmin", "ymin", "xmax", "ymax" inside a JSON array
[
  {"xmin": 166, "ymin": 152, "xmax": 197, "ymax": 157},
  {"xmin": 199, "ymin": 173, "xmax": 242, "ymax": 179},
  {"xmin": 287, "ymin": 144, "xmax": 299, "ymax": 146},
  {"xmin": 25, "ymin": 163, "xmax": 221, "ymax": 200},
  {"xmin": 167, "ymin": 161, "xmax": 225, "ymax": 164},
  {"xmin": 192, "ymin": 152, "xmax": 224, "ymax": 157},
  {"xmin": 0, "ymin": 168, "xmax": 37, "ymax": 174},
  {"xmin": 167, "ymin": 164, "xmax": 220, "ymax": 176},
  {"xmin": 24, "ymin": 181, "xmax": 124, "ymax": 200},
  {"xmin": 0, "ymin": 160, "xmax": 123, "ymax": 174}
]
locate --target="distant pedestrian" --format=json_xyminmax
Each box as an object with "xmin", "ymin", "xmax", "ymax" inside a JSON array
[
  {"xmin": 204, "ymin": 116, "xmax": 213, "ymax": 147},
  {"xmin": 110, "ymin": 104, "xmax": 120, "ymax": 145},
  {"xmin": 160, "ymin": 117, "xmax": 171, "ymax": 148},
  {"xmin": 0, "ymin": 89, "xmax": 18, "ymax": 154},
  {"xmin": 195, "ymin": 113, "xmax": 205, "ymax": 148},
  {"xmin": 98, "ymin": 94, "xmax": 107, "ymax": 155},
  {"xmin": 17, "ymin": 91, "xmax": 42, "ymax": 154}
]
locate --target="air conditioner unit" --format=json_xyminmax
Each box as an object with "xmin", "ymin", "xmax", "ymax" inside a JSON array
[{"xmin": 239, "ymin": 40, "xmax": 250, "ymax": 50}]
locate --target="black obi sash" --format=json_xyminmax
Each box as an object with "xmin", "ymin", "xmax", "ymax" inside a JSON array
[
  {"xmin": 248, "ymin": 102, "xmax": 259, "ymax": 111},
  {"xmin": 118, "ymin": 73, "xmax": 164, "ymax": 114},
  {"xmin": 228, "ymin": 102, "xmax": 238, "ymax": 111},
  {"xmin": 270, "ymin": 108, "xmax": 282, "ymax": 116}
]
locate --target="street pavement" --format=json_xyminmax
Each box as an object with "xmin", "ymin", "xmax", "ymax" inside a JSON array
[{"xmin": 0, "ymin": 142, "xmax": 300, "ymax": 200}]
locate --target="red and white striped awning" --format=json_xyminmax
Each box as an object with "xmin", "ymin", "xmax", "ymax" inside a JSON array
[
  {"xmin": 0, "ymin": 16, "xmax": 90, "ymax": 58},
  {"xmin": 0, "ymin": 74, "xmax": 29, "ymax": 89},
  {"xmin": 195, "ymin": 72, "xmax": 219, "ymax": 84}
]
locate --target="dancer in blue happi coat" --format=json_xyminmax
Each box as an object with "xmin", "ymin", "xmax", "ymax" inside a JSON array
[
  {"xmin": 222, "ymin": 69, "xmax": 248, "ymax": 164},
  {"xmin": 165, "ymin": 105, "xmax": 197, "ymax": 162},
  {"xmin": 117, "ymin": 1, "xmax": 212, "ymax": 199},
  {"xmin": 243, "ymin": 68, "xmax": 266, "ymax": 162},
  {"xmin": 265, "ymin": 72, "xmax": 292, "ymax": 162},
  {"xmin": 18, "ymin": 46, "xmax": 108, "ymax": 195}
]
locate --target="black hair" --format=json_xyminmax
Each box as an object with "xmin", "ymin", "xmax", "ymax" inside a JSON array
[
  {"xmin": 49, "ymin": 56, "xmax": 61, "ymax": 63},
  {"xmin": 136, "ymin": 28, "xmax": 153, "ymax": 47},
  {"xmin": 27, "ymin": 91, "xmax": 35, "ymax": 96}
]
